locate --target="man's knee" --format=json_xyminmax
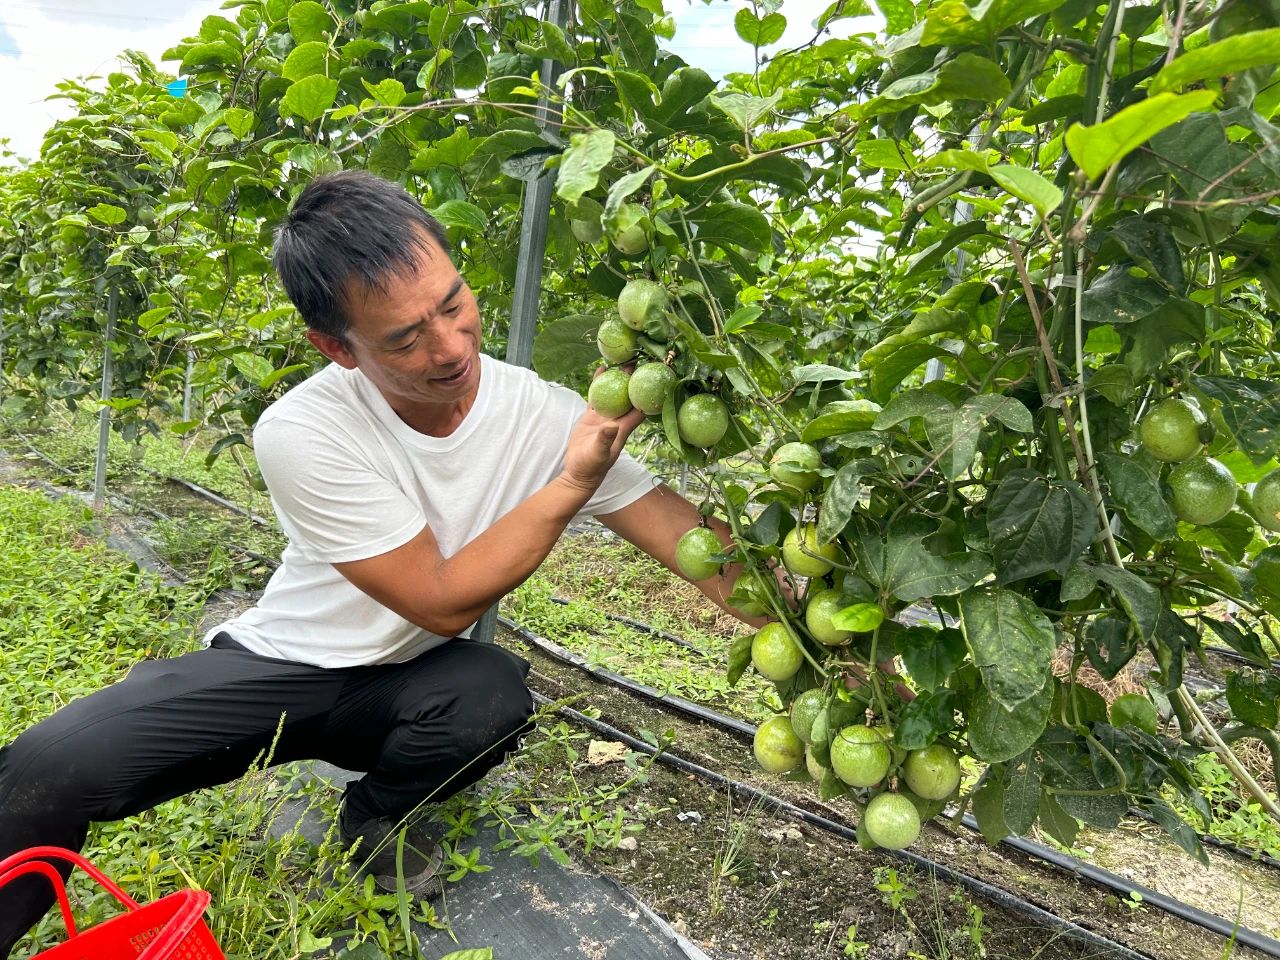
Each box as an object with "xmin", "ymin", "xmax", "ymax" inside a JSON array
[
  {"xmin": 456, "ymin": 648, "xmax": 534, "ymax": 756},
  {"xmin": 0, "ymin": 724, "xmax": 93, "ymax": 819}
]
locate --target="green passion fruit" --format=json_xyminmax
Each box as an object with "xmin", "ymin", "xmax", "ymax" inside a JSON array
[
  {"xmin": 769, "ymin": 442, "xmax": 822, "ymax": 495},
  {"xmin": 901, "ymin": 744, "xmax": 961, "ymax": 801},
  {"xmin": 596, "ymin": 318, "xmax": 638, "ymax": 364},
  {"xmin": 677, "ymin": 395, "xmax": 730, "ymax": 448},
  {"xmin": 782, "ymin": 525, "xmax": 841, "ymax": 578},
  {"xmin": 863, "ymin": 792, "xmax": 922, "ymax": 850},
  {"xmin": 617, "ymin": 278, "xmax": 669, "ymax": 332},
  {"xmin": 1252, "ymin": 468, "xmax": 1280, "ymax": 533},
  {"xmin": 830, "ymin": 725, "xmax": 891, "ymax": 788},
  {"xmin": 1139, "ymin": 397, "xmax": 1208, "ymax": 463},
  {"xmin": 627, "ymin": 363, "xmax": 677, "ymax": 416},
  {"xmin": 754, "ymin": 715, "xmax": 804, "ymax": 774},
  {"xmin": 587, "ymin": 368, "xmax": 633, "ymax": 418},
  {"xmin": 751, "ymin": 621, "xmax": 803, "ymax": 682},
  {"xmin": 790, "ymin": 688, "xmax": 826, "ymax": 744},
  {"xmin": 1167, "ymin": 456, "xmax": 1237, "ymax": 525},
  {"xmin": 805, "ymin": 588, "xmax": 853, "ymax": 645},
  {"xmin": 674, "ymin": 526, "xmax": 723, "ymax": 581}
]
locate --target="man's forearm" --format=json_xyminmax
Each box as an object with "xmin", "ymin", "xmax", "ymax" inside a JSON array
[{"xmin": 427, "ymin": 473, "xmax": 593, "ymax": 634}]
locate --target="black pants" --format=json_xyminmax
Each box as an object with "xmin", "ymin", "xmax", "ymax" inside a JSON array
[{"xmin": 0, "ymin": 633, "xmax": 533, "ymax": 957}]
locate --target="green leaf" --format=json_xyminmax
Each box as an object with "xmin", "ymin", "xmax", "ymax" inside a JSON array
[
  {"xmin": 1100, "ymin": 216, "xmax": 1185, "ymax": 290},
  {"xmin": 555, "ymin": 129, "xmax": 616, "ymax": 203},
  {"xmin": 735, "ymin": 8, "xmax": 787, "ymax": 46},
  {"xmin": 603, "ymin": 165, "xmax": 654, "ymax": 223},
  {"xmin": 960, "ymin": 588, "xmax": 1056, "ymax": 709},
  {"xmin": 1225, "ymin": 671, "xmax": 1280, "ymax": 729},
  {"xmin": 223, "ymin": 107, "xmax": 254, "ymax": 138},
  {"xmin": 920, "ymin": 0, "xmax": 1065, "ymax": 45},
  {"xmin": 362, "ymin": 77, "xmax": 407, "ymax": 107},
  {"xmin": 972, "ymin": 775, "xmax": 1011, "ymax": 844},
  {"xmin": 860, "ymin": 54, "xmax": 1011, "ymax": 117},
  {"xmin": 1087, "ymin": 363, "xmax": 1133, "ymax": 406},
  {"xmin": 1003, "ymin": 760, "xmax": 1041, "ymax": 834},
  {"xmin": 924, "ymin": 395, "xmax": 1034, "ymax": 481},
  {"xmin": 429, "ymin": 199, "xmax": 487, "ymax": 233},
  {"xmin": 1151, "ymin": 28, "xmax": 1280, "ymax": 95},
  {"xmin": 1096, "ymin": 452, "xmax": 1177, "ymax": 541},
  {"xmin": 440, "ymin": 951, "xmax": 494, "ymax": 960},
  {"xmin": 531, "ymin": 314, "xmax": 600, "ymax": 386},
  {"xmin": 897, "ymin": 626, "xmax": 967, "ymax": 692},
  {"xmin": 288, "ymin": 0, "xmax": 334, "ymax": 42},
  {"xmin": 416, "ymin": 50, "xmax": 454, "ymax": 90},
  {"xmin": 988, "ymin": 165, "xmax": 1063, "ymax": 219},
  {"xmin": 831, "ymin": 603, "xmax": 885, "ymax": 633},
  {"xmin": 873, "ymin": 389, "xmax": 953, "ymax": 430},
  {"xmin": 709, "ymin": 91, "xmax": 782, "ymax": 132},
  {"xmin": 1081, "ymin": 267, "xmax": 1170, "ymax": 325},
  {"xmin": 855, "ymin": 139, "xmax": 916, "ymax": 171},
  {"xmin": 904, "ymin": 220, "xmax": 991, "ymax": 277},
  {"xmin": 1064, "ymin": 90, "xmax": 1219, "ymax": 179},
  {"xmin": 869, "ymin": 343, "xmax": 949, "ymax": 404},
  {"xmin": 282, "ymin": 40, "xmax": 328, "ymax": 81},
  {"xmin": 86, "ymin": 203, "xmax": 126, "ymax": 225},
  {"xmin": 1037, "ymin": 793, "xmax": 1081, "ymax": 848},
  {"xmin": 1204, "ymin": 618, "xmax": 1270, "ymax": 667},
  {"xmin": 1091, "ymin": 566, "xmax": 1160, "ymax": 641},
  {"xmin": 876, "ymin": 0, "xmax": 917, "ymax": 34},
  {"xmin": 281, "ymin": 75, "xmax": 339, "ymax": 123},
  {"xmin": 965, "ymin": 675, "xmax": 1053, "ymax": 763},
  {"xmin": 1193, "ymin": 376, "xmax": 1280, "ymax": 465},
  {"xmin": 231, "ymin": 352, "xmax": 273, "ymax": 384},
  {"xmin": 1084, "ymin": 615, "xmax": 1137, "ymax": 679},
  {"xmin": 852, "ymin": 518, "xmax": 992, "ymax": 603},
  {"xmin": 894, "ymin": 688, "xmax": 958, "ymax": 750},
  {"xmin": 745, "ymin": 501, "xmax": 794, "ymax": 548},
  {"xmin": 686, "ymin": 202, "xmax": 772, "ymax": 252},
  {"xmin": 727, "ymin": 632, "xmax": 753, "ymax": 686},
  {"xmin": 817, "ymin": 461, "xmax": 864, "ymax": 544},
  {"xmin": 987, "ymin": 469, "xmax": 1097, "ymax": 583}
]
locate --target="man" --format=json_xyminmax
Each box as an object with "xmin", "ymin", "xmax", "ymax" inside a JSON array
[{"xmin": 0, "ymin": 170, "xmax": 755, "ymax": 956}]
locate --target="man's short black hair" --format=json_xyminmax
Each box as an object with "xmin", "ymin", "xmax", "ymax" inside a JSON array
[{"xmin": 272, "ymin": 171, "xmax": 451, "ymax": 341}]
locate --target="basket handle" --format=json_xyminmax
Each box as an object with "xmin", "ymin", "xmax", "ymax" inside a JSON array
[
  {"xmin": 0, "ymin": 846, "xmax": 142, "ymax": 909},
  {"xmin": 0, "ymin": 861, "xmax": 79, "ymax": 937}
]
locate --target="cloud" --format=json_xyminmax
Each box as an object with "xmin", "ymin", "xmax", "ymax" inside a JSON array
[{"xmin": 0, "ymin": 0, "xmax": 221, "ymax": 164}]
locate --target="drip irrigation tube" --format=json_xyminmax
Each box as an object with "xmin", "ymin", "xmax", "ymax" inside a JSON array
[
  {"xmin": 545, "ymin": 597, "xmax": 712, "ymax": 658},
  {"xmin": 507, "ymin": 618, "xmax": 1280, "ymax": 958},
  {"xmin": 141, "ymin": 468, "xmax": 273, "ymax": 528},
  {"xmin": 532, "ymin": 693, "xmax": 1154, "ymax": 960},
  {"xmin": 500, "ymin": 616, "xmax": 754, "ymax": 737}
]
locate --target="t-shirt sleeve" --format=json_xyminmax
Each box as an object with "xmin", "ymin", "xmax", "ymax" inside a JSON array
[{"xmin": 254, "ymin": 417, "xmax": 426, "ymax": 564}]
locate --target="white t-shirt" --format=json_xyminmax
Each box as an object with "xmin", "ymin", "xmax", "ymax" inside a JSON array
[{"xmin": 207, "ymin": 353, "xmax": 658, "ymax": 667}]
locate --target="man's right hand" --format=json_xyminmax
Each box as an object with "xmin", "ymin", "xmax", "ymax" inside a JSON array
[{"xmin": 560, "ymin": 393, "xmax": 646, "ymax": 493}]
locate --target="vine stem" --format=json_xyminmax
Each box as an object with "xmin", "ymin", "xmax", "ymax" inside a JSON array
[{"xmin": 1176, "ymin": 687, "xmax": 1280, "ymax": 822}]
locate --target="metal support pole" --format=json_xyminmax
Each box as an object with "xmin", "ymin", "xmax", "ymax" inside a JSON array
[
  {"xmin": 476, "ymin": 0, "xmax": 572, "ymax": 643},
  {"xmin": 93, "ymin": 284, "xmax": 119, "ymax": 512},
  {"xmin": 182, "ymin": 350, "xmax": 196, "ymax": 450}
]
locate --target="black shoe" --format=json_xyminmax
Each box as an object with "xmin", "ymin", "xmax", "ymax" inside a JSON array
[{"xmin": 339, "ymin": 811, "xmax": 446, "ymax": 899}]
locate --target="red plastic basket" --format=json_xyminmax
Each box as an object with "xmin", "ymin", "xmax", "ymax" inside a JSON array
[{"xmin": 0, "ymin": 846, "xmax": 223, "ymax": 960}]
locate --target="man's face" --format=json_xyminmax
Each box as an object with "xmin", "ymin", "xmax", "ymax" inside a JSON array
[{"xmin": 309, "ymin": 235, "xmax": 483, "ymax": 424}]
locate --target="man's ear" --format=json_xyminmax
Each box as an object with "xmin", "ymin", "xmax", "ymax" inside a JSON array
[{"xmin": 306, "ymin": 329, "xmax": 358, "ymax": 369}]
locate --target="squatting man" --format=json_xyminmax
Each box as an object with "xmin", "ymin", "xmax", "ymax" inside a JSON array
[{"xmin": 0, "ymin": 170, "xmax": 770, "ymax": 956}]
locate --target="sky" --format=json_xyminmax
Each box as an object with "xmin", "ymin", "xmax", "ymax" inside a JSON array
[{"xmin": 0, "ymin": 0, "xmax": 878, "ymax": 163}]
